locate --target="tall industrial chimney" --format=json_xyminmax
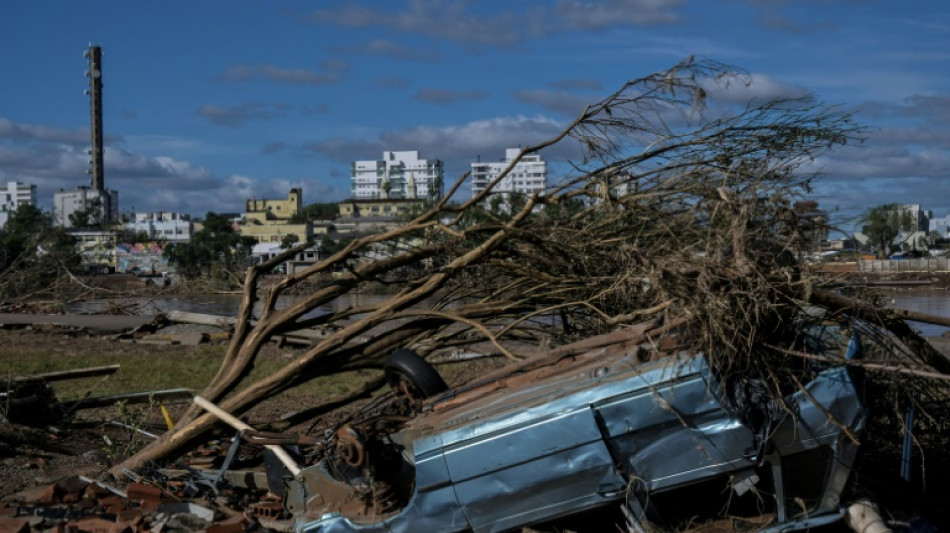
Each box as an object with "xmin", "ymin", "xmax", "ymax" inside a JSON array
[{"xmin": 84, "ymin": 45, "xmax": 104, "ymax": 191}]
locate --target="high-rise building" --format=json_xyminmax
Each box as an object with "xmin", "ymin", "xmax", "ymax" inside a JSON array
[
  {"xmin": 0, "ymin": 181, "xmax": 37, "ymax": 228},
  {"xmin": 351, "ymin": 151, "xmax": 444, "ymax": 200},
  {"xmin": 471, "ymin": 148, "xmax": 547, "ymax": 201},
  {"xmin": 54, "ymin": 187, "xmax": 119, "ymax": 228}
]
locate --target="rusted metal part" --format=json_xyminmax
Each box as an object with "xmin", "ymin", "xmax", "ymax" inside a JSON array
[
  {"xmin": 333, "ymin": 427, "xmax": 366, "ymax": 468},
  {"xmin": 242, "ymin": 429, "xmax": 320, "ymax": 447}
]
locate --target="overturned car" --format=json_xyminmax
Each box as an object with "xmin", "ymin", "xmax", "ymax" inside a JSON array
[{"xmin": 284, "ymin": 318, "xmax": 867, "ymax": 532}]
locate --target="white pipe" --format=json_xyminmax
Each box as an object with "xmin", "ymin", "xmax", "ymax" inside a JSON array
[
  {"xmin": 846, "ymin": 499, "xmax": 891, "ymax": 533},
  {"xmin": 192, "ymin": 395, "xmax": 301, "ymax": 477}
]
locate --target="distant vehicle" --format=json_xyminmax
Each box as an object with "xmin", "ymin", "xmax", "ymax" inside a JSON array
[
  {"xmin": 284, "ymin": 319, "xmax": 867, "ymax": 533},
  {"xmin": 890, "ymin": 250, "xmax": 925, "ymax": 260}
]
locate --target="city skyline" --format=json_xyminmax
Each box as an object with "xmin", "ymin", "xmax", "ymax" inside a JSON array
[{"xmin": 1, "ymin": 1, "xmax": 948, "ymax": 228}]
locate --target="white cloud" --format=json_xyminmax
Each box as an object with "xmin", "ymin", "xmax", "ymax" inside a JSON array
[
  {"xmin": 703, "ymin": 73, "xmax": 811, "ymax": 105},
  {"xmin": 0, "ymin": 116, "xmax": 348, "ymax": 216},
  {"xmin": 0, "ymin": 118, "xmax": 89, "ymax": 145},
  {"xmin": 303, "ymin": 115, "xmax": 578, "ymax": 177}
]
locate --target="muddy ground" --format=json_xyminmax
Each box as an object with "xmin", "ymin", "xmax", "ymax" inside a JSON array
[
  {"xmin": 2, "ymin": 321, "xmax": 950, "ymax": 531},
  {"xmin": 0, "ymin": 322, "xmax": 499, "ymax": 499}
]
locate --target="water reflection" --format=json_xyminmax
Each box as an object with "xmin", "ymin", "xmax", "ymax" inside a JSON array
[
  {"xmin": 67, "ymin": 292, "xmax": 391, "ymax": 320},
  {"xmin": 68, "ymin": 288, "xmax": 950, "ymax": 337},
  {"xmin": 886, "ymin": 289, "xmax": 950, "ymax": 337}
]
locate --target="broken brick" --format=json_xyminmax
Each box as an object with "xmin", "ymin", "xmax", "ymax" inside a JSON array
[
  {"xmin": 248, "ymin": 501, "xmax": 284, "ymax": 519},
  {"xmin": 0, "ymin": 517, "xmax": 29, "ymax": 533},
  {"xmin": 58, "ymin": 477, "xmax": 90, "ymax": 496},
  {"xmin": 84, "ymin": 484, "xmax": 110, "ymax": 500},
  {"xmin": 114, "ymin": 511, "xmax": 141, "ymax": 525},
  {"xmin": 8, "ymin": 483, "xmax": 61, "ymax": 505},
  {"xmin": 206, "ymin": 514, "xmax": 247, "ymax": 533},
  {"xmin": 124, "ymin": 483, "xmax": 161, "ymax": 510},
  {"xmin": 66, "ymin": 516, "xmax": 131, "ymax": 533},
  {"xmin": 97, "ymin": 496, "xmax": 125, "ymax": 515}
]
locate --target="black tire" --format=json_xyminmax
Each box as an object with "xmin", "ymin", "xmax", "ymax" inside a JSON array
[{"xmin": 384, "ymin": 349, "xmax": 448, "ymax": 400}]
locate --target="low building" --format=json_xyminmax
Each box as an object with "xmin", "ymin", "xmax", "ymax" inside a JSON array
[
  {"xmin": 0, "ymin": 181, "xmax": 37, "ymax": 228},
  {"xmin": 240, "ymin": 220, "xmax": 313, "ymax": 245},
  {"xmin": 251, "ymin": 242, "xmax": 327, "ymax": 275},
  {"xmin": 338, "ymin": 198, "xmax": 425, "ymax": 219},
  {"xmin": 238, "ymin": 189, "xmax": 313, "ymax": 245},
  {"xmin": 125, "ymin": 212, "xmax": 194, "ymax": 242},
  {"xmin": 334, "ymin": 198, "xmax": 426, "ymax": 235}
]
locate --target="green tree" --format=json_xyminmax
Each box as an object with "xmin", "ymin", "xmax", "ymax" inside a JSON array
[
  {"xmin": 165, "ymin": 212, "xmax": 257, "ymax": 281},
  {"xmin": 861, "ymin": 204, "xmax": 916, "ymax": 259},
  {"xmin": 0, "ymin": 205, "xmax": 79, "ymax": 296},
  {"xmin": 280, "ymin": 233, "xmax": 300, "ymax": 250},
  {"xmin": 319, "ymin": 234, "xmax": 353, "ymax": 259},
  {"xmin": 68, "ymin": 197, "xmax": 105, "ymax": 228},
  {"xmin": 290, "ymin": 202, "xmax": 338, "ymax": 223}
]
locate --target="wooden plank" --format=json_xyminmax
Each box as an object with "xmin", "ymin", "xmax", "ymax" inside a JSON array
[{"xmin": 8, "ymin": 364, "xmax": 120, "ymax": 383}]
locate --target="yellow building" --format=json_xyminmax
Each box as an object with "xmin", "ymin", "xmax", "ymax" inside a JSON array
[
  {"xmin": 337, "ymin": 198, "xmax": 425, "ymax": 218},
  {"xmin": 238, "ymin": 188, "xmax": 313, "ymax": 244},
  {"xmin": 239, "ymin": 221, "xmax": 313, "ymax": 244},
  {"xmin": 245, "ymin": 188, "xmax": 302, "ymax": 223}
]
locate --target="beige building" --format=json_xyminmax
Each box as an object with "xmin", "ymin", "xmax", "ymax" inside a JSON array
[
  {"xmin": 337, "ymin": 198, "xmax": 425, "ymax": 218},
  {"xmin": 238, "ymin": 188, "xmax": 313, "ymax": 244},
  {"xmin": 335, "ymin": 198, "xmax": 426, "ymax": 235}
]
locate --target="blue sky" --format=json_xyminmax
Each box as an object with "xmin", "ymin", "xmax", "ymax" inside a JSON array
[{"xmin": 2, "ymin": 1, "xmax": 949, "ymax": 232}]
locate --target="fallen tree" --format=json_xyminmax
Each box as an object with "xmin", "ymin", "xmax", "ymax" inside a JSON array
[{"xmin": 112, "ymin": 57, "xmax": 949, "ymax": 477}]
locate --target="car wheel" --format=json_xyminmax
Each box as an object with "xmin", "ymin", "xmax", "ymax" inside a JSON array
[{"xmin": 384, "ymin": 349, "xmax": 448, "ymax": 402}]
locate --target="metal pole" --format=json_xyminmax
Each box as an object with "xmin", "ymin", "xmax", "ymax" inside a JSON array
[{"xmin": 900, "ymin": 402, "xmax": 915, "ymax": 482}]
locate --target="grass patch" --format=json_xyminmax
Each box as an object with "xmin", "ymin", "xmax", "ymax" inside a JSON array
[
  {"xmin": 0, "ymin": 329, "xmax": 508, "ymax": 431},
  {"xmin": 0, "ymin": 330, "xmax": 380, "ymax": 410}
]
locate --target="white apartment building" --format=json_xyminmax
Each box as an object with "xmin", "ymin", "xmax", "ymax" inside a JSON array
[
  {"xmin": 898, "ymin": 204, "xmax": 932, "ymax": 251},
  {"xmin": 471, "ymin": 148, "xmax": 547, "ymax": 200},
  {"xmin": 125, "ymin": 212, "xmax": 194, "ymax": 242},
  {"xmin": 53, "ymin": 187, "xmax": 119, "ymax": 228},
  {"xmin": 930, "ymin": 214, "xmax": 950, "ymax": 237},
  {"xmin": 351, "ymin": 151, "xmax": 444, "ymax": 201},
  {"xmin": 0, "ymin": 181, "xmax": 37, "ymax": 228}
]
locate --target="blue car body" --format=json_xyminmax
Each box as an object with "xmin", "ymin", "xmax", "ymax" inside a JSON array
[{"xmin": 288, "ymin": 325, "xmax": 866, "ymax": 533}]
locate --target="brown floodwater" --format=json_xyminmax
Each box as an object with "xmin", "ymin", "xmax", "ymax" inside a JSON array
[{"xmin": 886, "ymin": 288, "xmax": 950, "ymax": 336}]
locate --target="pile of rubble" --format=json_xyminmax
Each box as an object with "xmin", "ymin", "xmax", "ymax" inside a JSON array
[{"xmin": 1, "ymin": 462, "xmax": 290, "ymax": 533}]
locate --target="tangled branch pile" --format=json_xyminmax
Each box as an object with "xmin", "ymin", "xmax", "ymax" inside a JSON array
[{"xmin": 116, "ymin": 57, "xmax": 950, "ymax": 476}]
